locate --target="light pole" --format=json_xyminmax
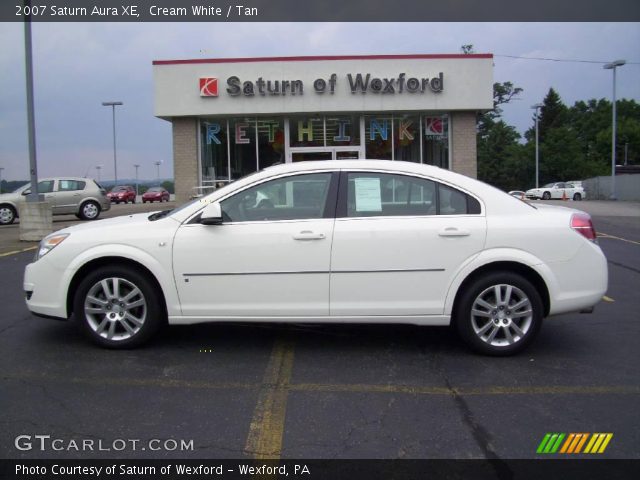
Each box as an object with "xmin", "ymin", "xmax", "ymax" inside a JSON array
[
  {"xmin": 133, "ymin": 164, "xmax": 140, "ymax": 196},
  {"xmin": 603, "ymin": 60, "xmax": 626, "ymax": 200},
  {"xmin": 95, "ymin": 165, "xmax": 102, "ymax": 182},
  {"xmin": 154, "ymin": 160, "xmax": 162, "ymax": 184},
  {"xmin": 531, "ymin": 103, "xmax": 543, "ymax": 189},
  {"xmin": 102, "ymin": 101, "xmax": 123, "ymax": 187},
  {"xmin": 0, "ymin": 167, "xmax": 4, "ymax": 194}
]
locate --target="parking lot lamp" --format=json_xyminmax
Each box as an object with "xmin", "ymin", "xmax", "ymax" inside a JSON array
[
  {"xmin": 101, "ymin": 101, "xmax": 123, "ymax": 187},
  {"xmin": 133, "ymin": 164, "xmax": 140, "ymax": 196},
  {"xmin": 95, "ymin": 165, "xmax": 102, "ymax": 182},
  {"xmin": 531, "ymin": 103, "xmax": 543, "ymax": 189},
  {"xmin": 154, "ymin": 160, "xmax": 162, "ymax": 184},
  {"xmin": 603, "ymin": 60, "xmax": 626, "ymax": 200},
  {"xmin": 0, "ymin": 167, "xmax": 4, "ymax": 194}
]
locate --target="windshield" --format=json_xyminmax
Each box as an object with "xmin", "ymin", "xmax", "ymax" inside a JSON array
[
  {"xmin": 111, "ymin": 186, "xmax": 127, "ymax": 192},
  {"xmin": 12, "ymin": 183, "xmax": 30, "ymax": 193},
  {"xmin": 148, "ymin": 188, "xmax": 162, "ymax": 192}
]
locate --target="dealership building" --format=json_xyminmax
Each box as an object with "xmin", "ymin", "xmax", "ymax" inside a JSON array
[{"xmin": 152, "ymin": 54, "xmax": 494, "ymax": 202}]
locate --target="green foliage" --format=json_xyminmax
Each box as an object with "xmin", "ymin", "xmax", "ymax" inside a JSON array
[
  {"xmin": 161, "ymin": 180, "xmax": 175, "ymax": 194},
  {"xmin": 477, "ymin": 80, "xmax": 639, "ymax": 191}
]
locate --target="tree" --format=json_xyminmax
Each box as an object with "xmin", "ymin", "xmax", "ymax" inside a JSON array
[
  {"xmin": 476, "ymin": 81, "xmax": 525, "ymax": 189},
  {"xmin": 538, "ymin": 88, "xmax": 567, "ymax": 140},
  {"xmin": 161, "ymin": 180, "xmax": 175, "ymax": 194}
]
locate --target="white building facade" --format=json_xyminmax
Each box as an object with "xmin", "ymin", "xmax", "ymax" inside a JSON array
[{"xmin": 153, "ymin": 54, "xmax": 494, "ymax": 202}]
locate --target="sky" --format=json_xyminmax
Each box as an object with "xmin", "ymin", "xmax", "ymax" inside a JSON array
[{"xmin": 0, "ymin": 22, "xmax": 639, "ymax": 182}]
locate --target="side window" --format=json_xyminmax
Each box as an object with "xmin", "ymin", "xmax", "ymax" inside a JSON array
[
  {"xmin": 347, "ymin": 173, "xmax": 436, "ymax": 217},
  {"xmin": 220, "ymin": 173, "xmax": 333, "ymax": 222},
  {"xmin": 37, "ymin": 181, "xmax": 54, "ymax": 193},
  {"xmin": 345, "ymin": 172, "xmax": 481, "ymax": 217},
  {"xmin": 58, "ymin": 180, "xmax": 86, "ymax": 191},
  {"xmin": 556, "ymin": 183, "xmax": 565, "ymax": 189},
  {"xmin": 438, "ymin": 184, "xmax": 481, "ymax": 215}
]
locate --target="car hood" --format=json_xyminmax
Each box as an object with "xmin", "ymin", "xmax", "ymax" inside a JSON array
[{"xmin": 53, "ymin": 211, "xmax": 177, "ymax": 236}]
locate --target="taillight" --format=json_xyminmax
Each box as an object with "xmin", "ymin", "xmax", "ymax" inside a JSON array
[{"xmin": 571, "ymin": 213, "xmax": 597, "ymax": 242}]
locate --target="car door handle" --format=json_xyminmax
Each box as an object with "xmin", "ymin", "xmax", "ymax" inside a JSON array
[
  {"xmin": 73, "ymin": 193, "xmax": 81, "ymax": 197},
  {"xmin": 293, "ymin": 230, "xmax": 326, "ymax": 241},
  {"xmin": 438, "ymin": 227, "xmax": 471, "ymax": 237}
]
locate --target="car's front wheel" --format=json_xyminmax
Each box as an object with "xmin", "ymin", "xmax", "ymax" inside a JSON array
[
  {"xmin": 74, "ymin": 266, "xmax": 164, "ymax": 348},
  {"xmin": 455, "ymin": 272, "xmax": 543, "ymax": 356},
  {"xmin": 0, "ymin": 205, "xmax": 17, "ymax": 225},
  {"xmin": 79, "ymin": 201, "xmax": 101, "ymax": 220}
]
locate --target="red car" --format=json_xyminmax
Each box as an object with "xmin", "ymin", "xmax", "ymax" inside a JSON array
[
  {"xmin": 107, "ymin": 185, "xmax": 136, "ymax": 204},
  {"xmin": 142, "ymin": 187, "xmax": 170, "ymax": 203}
]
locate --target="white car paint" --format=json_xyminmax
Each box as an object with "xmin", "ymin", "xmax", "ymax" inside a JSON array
[{"xmin": 23, "ymin": 160, "xmax": 608, "ymax": 354}]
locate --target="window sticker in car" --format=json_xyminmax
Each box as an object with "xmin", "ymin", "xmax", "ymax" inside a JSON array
[{"xmin": 354, "ymin": 177, "xmax": 382, "ymax": 212}]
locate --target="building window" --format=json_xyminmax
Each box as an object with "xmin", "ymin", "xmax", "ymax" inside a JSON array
[
  {"xmin": 257, "ymin": 118, "xmax": 285, "ymax": 168},
  {"xmin": 394, "ymin": 113, "xmax": 420, "ymax": 162},
  {"xmin": 364, "ymin": 115, "xmax": 393, "ymax": 160},
  {"xmin": 230, "ymin": 117, "xmax": 257, "ymax": 180},
  {"xmin": 201, "ymin": 120, "xmax": 229, "ymax": 184},
  {"xmin": 326, "ymin": 115, "xmax": 360, "ymax": 147},
  {"xmin": 289, "ymin": 115, "xmax": 324, "ymax": 148},
  {"xmin": 423, "ymin": 115, "xmax": 449, "ymax": 169}
]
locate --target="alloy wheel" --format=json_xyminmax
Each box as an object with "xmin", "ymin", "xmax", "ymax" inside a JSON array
[
  {"xmin": 84, "ymin": 277, "xmax": 147, "ymax": 341},
  {"xmin": 470, "ymin": 284, "xmax": 533, "ymax": 347}
]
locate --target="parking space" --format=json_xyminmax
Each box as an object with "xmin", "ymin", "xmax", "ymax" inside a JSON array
[{"xmin": 1, "ymin": 201, "xmax": 639, "ymax": 460}]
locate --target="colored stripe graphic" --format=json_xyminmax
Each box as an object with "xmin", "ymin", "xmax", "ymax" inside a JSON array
[{"xmin": 539, "ymin": 433, "xmax": 613, "ymax": 454}]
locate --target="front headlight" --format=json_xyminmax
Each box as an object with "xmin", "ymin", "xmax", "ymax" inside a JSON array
[{"xmin": 36, "ymin": 233, "xmax": 69, "ymax": 260}]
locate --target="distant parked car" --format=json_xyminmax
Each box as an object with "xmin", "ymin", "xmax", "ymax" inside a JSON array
[
  {"xmin": 142, "ymin": 187, "xmax": 170, "ymax": 203},
  {"xmin": 508, "ymin": 191, "xmax": 526, "ymax": 199},
  {"xmin": 0, "ymin": 177, "xmax": 110, "ymax": 225},
  {"xmin": 526, "ymin": 182, "xmax": 586, "ymax": 201},
  {"xmin": 107, "ymin": 185, "xmax": 136, "ymax": 204}
]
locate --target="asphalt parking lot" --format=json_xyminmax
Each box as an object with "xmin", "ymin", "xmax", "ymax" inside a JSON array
[{"xmin": 1, "ymin": 200, "xmax": 639, "ymax": 461}]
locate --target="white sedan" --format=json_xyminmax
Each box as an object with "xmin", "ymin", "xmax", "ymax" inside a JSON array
[
  {"xmin": 526, "ymin": 182, "xmax": 586, "ymax": 201},
  {"xmin": 24, "ymin": 160, "xmax": 607, "ymax": 355}
]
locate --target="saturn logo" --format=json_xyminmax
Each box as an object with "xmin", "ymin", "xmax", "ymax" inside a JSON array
[{"xmin": 199, "ymin": 78, "xmax": 218, "ymax": 97}]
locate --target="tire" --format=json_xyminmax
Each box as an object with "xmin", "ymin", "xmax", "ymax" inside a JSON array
[
  {"xmin": 454, "ymin": 271, "xmax": 543, "ymax": 356},
  {"xmin": 542, "ymin": 191, "xmax": 551, "ymax": 200},
  {"xmin": 573, "ymin": 193, "xmax": 582, "ymax": 201},
  {"xmin": 0, "ymin": 205, "xmax": 17, "ymax": 225},
  {"xmin": 78, "ymin": 201, "xmax": 101, "ymax": 220},
  {"xmin": 132, "ymin": 197, "xmax": 136, "ymax": 204},
  {"xmin": 73, "ymin": 265, "xmax": 164, "ymax": 348}
]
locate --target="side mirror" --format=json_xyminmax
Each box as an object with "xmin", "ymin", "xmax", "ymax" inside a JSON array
[
  {"xmin": 200, "ymin": 202, "xmax": 223, "ymax": 225},
  {"xmin": 22, "ymin": 189, "xmax": 31, "ymax": 196}
]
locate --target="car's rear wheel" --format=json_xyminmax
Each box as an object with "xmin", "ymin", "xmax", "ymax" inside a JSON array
[
  {"xmin": 455, "ymin": 272, "xmax": 543, "ymax": 356},
  {"xmin": 79, "ymin": 201, "xmax": 101, "ymax": 220},
  {"xmin": 0, "ymin": 205, "xmax": 17, "ymax": 225},
  {"xmin": 542, "ymin": 191, "xmax": 551, "ymax": 200},
  {"xmin": 573, "ymin": 193, "xmax": 582, "ymax": 201},
  {"xmin": 74, "ymin": 266, "xmax": 164, "ymax": 348}
]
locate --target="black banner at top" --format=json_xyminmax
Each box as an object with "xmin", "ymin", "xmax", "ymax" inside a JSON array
[{"xmin": 3, "ymin": 0, "xmax": 640, "ymax": 22}]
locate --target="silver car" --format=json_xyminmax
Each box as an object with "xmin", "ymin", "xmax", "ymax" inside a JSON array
[{"xmin": 0, "ymin": 177, "xmax": 111, "ymax": 225}]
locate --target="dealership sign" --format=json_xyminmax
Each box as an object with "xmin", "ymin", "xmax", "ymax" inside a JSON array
[{"xmin": 200, "ymin": 73, "xmax": 444, "ymax": 97}]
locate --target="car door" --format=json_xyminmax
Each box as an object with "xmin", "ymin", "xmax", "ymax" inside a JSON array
[
  {"xmin": 54, "ymin": 179, "xmax": 85, "ymax": 214},
  {"xmin": 172, "ymin": 171, "xmax": 338, "ymax": 317},
  {"xmin": 329, "ymin": 171, "xmax": 487, "ymax": 316}
]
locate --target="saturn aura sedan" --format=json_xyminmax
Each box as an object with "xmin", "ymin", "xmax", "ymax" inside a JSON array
[{"xmin": 24, "ymin": 160, "xmax": 607, "ymax": 355}]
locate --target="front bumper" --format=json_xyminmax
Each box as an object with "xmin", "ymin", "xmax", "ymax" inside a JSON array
[{"xmin": 24, "ymin": 259, "xmax": 70, "ymax": 319}]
